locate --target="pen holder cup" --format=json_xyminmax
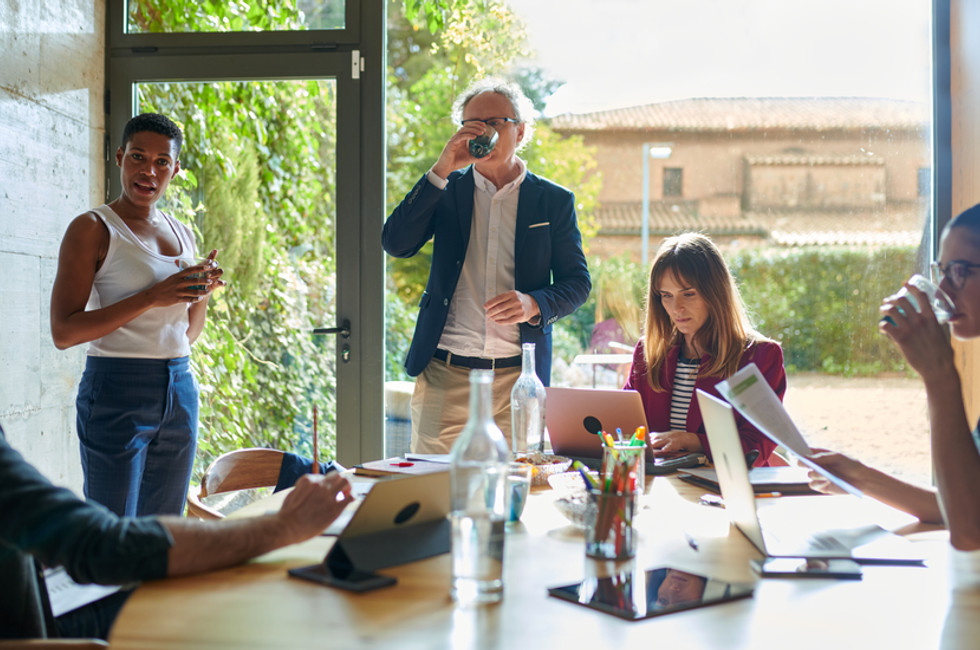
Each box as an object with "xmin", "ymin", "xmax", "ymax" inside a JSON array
[
  {"xmin": 584, "ymin": 489, "xmax": 638, "ymax": 560},
  {"xmin": 600, "ymin": 444, "xmax": 645, "ymax": 495}
]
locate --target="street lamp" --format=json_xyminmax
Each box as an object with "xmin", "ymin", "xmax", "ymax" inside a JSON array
[{"xmin": 641, "ymin": 143, "xmax": 673, "ymax": 266}]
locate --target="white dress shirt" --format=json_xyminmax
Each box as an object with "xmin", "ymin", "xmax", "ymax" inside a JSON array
[{"xmin": 427, "ymin": 161, "xmax": 527, "ymax": 359}]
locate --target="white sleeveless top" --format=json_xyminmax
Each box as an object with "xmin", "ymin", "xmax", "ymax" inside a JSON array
[{"xmin": 86, "ymin": 204, "xmax": 198, "ymax": 359}]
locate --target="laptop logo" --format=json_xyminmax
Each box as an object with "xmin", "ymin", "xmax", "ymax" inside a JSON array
[
  {"xmin": 394, "ymin": 502, "xmax": 421, "ymax": 525},
  {"xmin": 583, "ymin": 416, "xmax": 603, "ymax": 436}
]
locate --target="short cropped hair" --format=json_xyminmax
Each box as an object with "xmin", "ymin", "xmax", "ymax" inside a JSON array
[
  {"xmin": 451, "ymin": 77, "xmax": 536, "ymax": 152},
  {"xmin": 120, "ymin": 113, "xmax": 184, "ymax": 156},
  {"xmin": 946, "ymin": 203, "xmax": 980, "ymax": 241}
]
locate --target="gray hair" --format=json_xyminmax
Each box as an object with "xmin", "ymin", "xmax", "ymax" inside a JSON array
[{"xmin": 451, "ymin": 77, "xmax": 536, "ymax": 152}]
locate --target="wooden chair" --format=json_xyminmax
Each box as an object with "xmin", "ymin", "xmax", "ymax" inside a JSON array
[{"xmin": 185, "ymin": 448, "xmax": 288, "ymax": 520}]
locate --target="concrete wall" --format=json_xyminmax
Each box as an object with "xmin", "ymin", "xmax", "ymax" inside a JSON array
[{"xmin": 0, "ymin": 0, "xmax": 104, "ymax": 492}]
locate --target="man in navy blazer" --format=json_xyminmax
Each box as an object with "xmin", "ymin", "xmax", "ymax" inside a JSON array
[{"xmin": 383, "ymin": 78, "xmax": 591, "ymax": 453}]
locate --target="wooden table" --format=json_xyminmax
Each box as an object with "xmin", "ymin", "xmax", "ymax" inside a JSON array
[
  {"xmin": 110, "ymin": 476, "xmax": 977, "ymax": 650},
  {"xmin": 571, "ymin": 353, "xmax": 634, "ymax": 387}
]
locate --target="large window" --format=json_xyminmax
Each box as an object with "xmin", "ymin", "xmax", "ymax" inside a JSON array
[
  {"xmin": 502, "ymin": 0, "xmax": 935, "ymax": 486},
  {"xmin": 126, "ymin": 0, "xmax": 346, "ymax": 33}
]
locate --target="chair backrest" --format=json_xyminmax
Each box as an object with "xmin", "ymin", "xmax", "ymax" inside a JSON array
[
  {"xmin": 0, "ymin": 641, "xmax": 109, "ymax": 649},
  {"xmin": 186, "ymin": 448, "xmax": 287, "ymax": 520}
]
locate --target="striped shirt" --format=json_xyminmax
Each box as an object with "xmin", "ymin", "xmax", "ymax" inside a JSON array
[{"xmin": 669, "ymin": 355, "xmax": 701, "ymax": 431}]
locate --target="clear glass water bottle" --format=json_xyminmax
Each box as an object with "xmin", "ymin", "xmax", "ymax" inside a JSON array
[
  {"xmin": 510, "ymin": 342, "xmax": 547, "ymax": 454},
  {"xmin": 449, "ymin": 369, "xmax": 510, "ymax": 605}
]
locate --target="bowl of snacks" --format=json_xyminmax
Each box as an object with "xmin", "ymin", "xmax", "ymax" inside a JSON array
[{"xmin": 512, "ymin": 451, "xmax": 572, "ymax": 486}]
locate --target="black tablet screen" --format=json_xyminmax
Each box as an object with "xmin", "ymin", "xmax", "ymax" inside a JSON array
[{"xmin": 548, "ymin": 567, "xmax": 753, "ymax": 620}]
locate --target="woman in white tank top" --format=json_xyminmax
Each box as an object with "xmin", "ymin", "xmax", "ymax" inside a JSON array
[{"xmin": 50, "ymin": 114, "xmax": 225, "ymax": 517}]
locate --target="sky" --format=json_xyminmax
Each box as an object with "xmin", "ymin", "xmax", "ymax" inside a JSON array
[{"xmin": 505, "ymin": 0, "xmax": 933, "ymax": 116}]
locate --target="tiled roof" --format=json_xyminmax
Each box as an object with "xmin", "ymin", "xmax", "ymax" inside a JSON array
[
  {"xmin": 597, "ymin": 201, "xmax": 766, "ymax": 236},
  {"xmin": 744, "ymin": 153, "xmax": 885, "ymax": 166},
  {"xmin": 753, "ymin": 207, "xmax": 925, "ymax": 247},
  {"xmin": 550, "ymin": 97, "xmax": 928, "ymax": 133},
  {"xmin": 598, "ymin": 202, "xmax": 925, "ymax": 247}
]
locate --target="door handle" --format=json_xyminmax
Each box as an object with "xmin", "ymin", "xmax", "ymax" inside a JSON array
[
  {"xmin": 313, "ymin": 319, "xmax": 351, "ymax": 339},
  {"xmin": 313, "ymin": 319, "xmax": 351, "ymax": 363}
]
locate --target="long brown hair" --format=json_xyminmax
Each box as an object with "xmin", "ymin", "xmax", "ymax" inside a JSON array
[{"xmin": 643, "ymin": 233, "xmax": 767, "ymax": 391}]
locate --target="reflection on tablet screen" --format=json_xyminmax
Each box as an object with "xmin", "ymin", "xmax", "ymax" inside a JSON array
[{"xmin": 548, "ymin": 567, "xmax": 753, "ymax": 620}]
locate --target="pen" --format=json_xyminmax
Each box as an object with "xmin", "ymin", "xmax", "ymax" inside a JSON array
[
  {"xmin": 572, "ymin": 460, "xmax": 597, "ymax": 490},
  {"xmin": 755, "ymin": 491, "xmax": 782, "ymax": 498},
  {"xmin": 630, "ymin": 426, "xmax": 646, "ymax": 447},
  {"xmin": 312, "ymin": 405, "xmax": 319, "ymax": 474}
]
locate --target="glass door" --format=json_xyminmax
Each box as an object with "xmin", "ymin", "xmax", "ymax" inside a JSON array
[{"xmin": 107, "ymin": 0, "xmax": 385, "ymax": 470}]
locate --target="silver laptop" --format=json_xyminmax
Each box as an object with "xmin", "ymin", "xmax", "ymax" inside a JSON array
[
  {"xmin": 696, "ymin": 389, "xmax": 923, "ymax": 565},
  {"xmin": 546, "ymin": 387, "xmax": 647, "ymax": 459},
  {"xmin": 546, "ymin": 386, "xmax": 706, "ymax": 473}
]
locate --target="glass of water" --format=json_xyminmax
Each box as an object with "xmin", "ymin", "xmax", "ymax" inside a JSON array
[{"xmin": 882, "ymin": 273, "xmax": 955, "ymax": 325}]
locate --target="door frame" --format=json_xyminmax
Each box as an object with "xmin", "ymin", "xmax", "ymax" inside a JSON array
[{"xmin": 105, "ymin": 0, "xmax": 386, "ymax": 466}]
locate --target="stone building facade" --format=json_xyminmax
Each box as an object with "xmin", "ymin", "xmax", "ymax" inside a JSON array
[{"xmin": 550, "ymin": 97, "xmax": 930, "ymax": 259}]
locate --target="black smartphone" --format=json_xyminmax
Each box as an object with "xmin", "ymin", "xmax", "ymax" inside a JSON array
[
  {"xmin": 648, "ymin": 452, "xmax": 707, "ymax": 475},
  {"xmin": 751, "ymin": 557, "xmax": 863, "ymax": 580},
  {"xmin": 548, "ymin": 566, "xmax": 753, "ymax": 620},
  {"xmin": 288, "ymin": 563, "xmax": 397, "ymax": 592}
]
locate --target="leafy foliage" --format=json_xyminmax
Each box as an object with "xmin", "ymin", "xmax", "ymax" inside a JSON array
[{"xmin": 729, "ymin": 246, "xmax": 916, "ymax": 375}]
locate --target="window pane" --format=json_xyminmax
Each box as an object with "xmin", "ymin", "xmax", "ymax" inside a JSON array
[
  {"xmin": 663, "ymin": 168, "xmax": 683, "ymax": 197},
  {"xmin": 506, "ymin": 0, "xmax": 933, "ymax": 487},
  {"xmin": 135, "ymin": 79, "xmax": 339, "ymax": 471},
  {"xmin": 127, "ymin": 0, "xmax": 345, "ymax": 34}
]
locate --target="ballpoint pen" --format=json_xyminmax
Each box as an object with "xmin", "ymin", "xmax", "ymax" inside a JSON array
[{"xmin": 312, "ymin": 405, "xmax": 319, "ymax": 474}]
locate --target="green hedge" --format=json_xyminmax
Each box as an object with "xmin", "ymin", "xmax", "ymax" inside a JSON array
[
  {"xmin": 729, "ymin": 246, "xmax": 918, "ymax": 375},
  {"xmin": 572, "ymin": 246, "xmax": 920, "ymax": 378}
]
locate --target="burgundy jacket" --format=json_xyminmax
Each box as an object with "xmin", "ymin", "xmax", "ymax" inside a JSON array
[{"xmin": 624, "ymin": 339, "xmax": 787, "ymax": 466}]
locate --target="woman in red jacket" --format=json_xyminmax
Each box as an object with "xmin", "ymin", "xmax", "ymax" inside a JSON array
[{"xmin": 625, "ymin": 233, "xmax": 786, "ymax": 466}]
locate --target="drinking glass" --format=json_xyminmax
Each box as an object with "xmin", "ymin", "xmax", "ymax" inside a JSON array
[{"xmin": 882, "ymin": 273, "xmax": 954, "ymax": 325}]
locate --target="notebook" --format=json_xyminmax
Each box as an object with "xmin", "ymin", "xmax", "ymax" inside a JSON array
[
  {"xmin": 696, "ymin": 389, "xmax": 924, "ymax": 565},
  {"xmin": 353, "ymin": 456, "xmax": 450, "ymax": 478},
  {"xmin": 545, "ymin": 386, "xmax": 706, "ymax": 474}
]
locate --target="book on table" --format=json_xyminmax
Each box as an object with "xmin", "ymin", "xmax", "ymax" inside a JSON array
[{"xmin": 678, "ymin": 466, "xmax": 817, "ymax": 495}]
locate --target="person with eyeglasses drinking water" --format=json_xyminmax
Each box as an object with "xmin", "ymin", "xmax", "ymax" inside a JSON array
[
  {"xmin": 807, "ymin": 203, "xmax": 980, "ymax": 558},
  {"xmin": 382, "ymin": 77, "xmax": 591, "ymax": 454}
]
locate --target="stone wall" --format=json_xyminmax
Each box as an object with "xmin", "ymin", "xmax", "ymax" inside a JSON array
[{"xmin": 0, "ymin": 0, "xmax": 104, "ymax": 492}]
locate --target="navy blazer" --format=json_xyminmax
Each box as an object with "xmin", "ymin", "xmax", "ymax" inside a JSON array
[{"xmin": 382, "ymin": 167, "xmax": 591, "ymax": 385}]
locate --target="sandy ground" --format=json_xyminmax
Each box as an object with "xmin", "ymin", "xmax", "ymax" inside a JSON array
[{"xmin": 784, "ymin": 372, "xmax": 931, "ymax": 486}]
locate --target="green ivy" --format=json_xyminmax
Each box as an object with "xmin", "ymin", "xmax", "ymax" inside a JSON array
[{"xmin": 133, "ymin": 2, "xmax": 339, "ymax": 478}]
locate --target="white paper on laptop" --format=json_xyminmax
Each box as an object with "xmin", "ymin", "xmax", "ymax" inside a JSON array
[{"xmin": 715, "ymin": 363, "xmax": 862, "ymax": 497}]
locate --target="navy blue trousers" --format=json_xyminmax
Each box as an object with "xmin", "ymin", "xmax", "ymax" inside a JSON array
[{"xmin": 76, "ymin": 356, "xmax": 198, "ymax": 517}]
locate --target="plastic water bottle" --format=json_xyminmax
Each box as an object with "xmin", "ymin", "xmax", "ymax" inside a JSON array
[
  {"xmin": 510, "ymin": 343, "xmax": 547, "ymax": 454},
  {"xmin": 449, "ymin": 369, "xmax": 510, "ymax": 605}
]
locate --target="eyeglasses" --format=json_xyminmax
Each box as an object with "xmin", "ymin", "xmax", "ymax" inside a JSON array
[
  {"xmin": 931, "ymin": 260, "xmax": 980, "ymax": 290},
  {"xmin": 460, "ymin": 117, "xmax": 520, "ymax": 129}
]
